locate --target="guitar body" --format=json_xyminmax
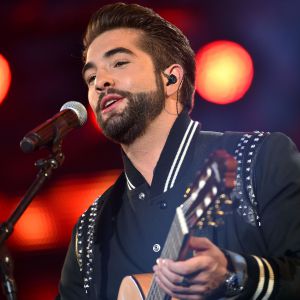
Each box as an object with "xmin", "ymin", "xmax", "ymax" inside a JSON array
[
  {"xmin": 117, "ymin": 273, "xmax": 151, "ymax": 300},
  {"xmin": 118, "ymin": 273, "xmax": 176, "ymax": 300}
]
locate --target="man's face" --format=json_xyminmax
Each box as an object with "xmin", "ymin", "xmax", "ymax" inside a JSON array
[{"xmin": 83, "ymin": 28, "xmax": 165, "ymax": 144}]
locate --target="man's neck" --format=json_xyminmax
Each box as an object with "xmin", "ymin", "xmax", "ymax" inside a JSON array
[{"xmin": 121, "ymin": 110, "xmax": 178, "ymax": 185}]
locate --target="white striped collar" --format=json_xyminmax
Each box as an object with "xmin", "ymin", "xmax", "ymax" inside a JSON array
[
  {"xmin": 124, "ymin": 172, "xmax": 136, "ymax": 191},
  {"xmin": 122, "ymin": 111, "xmax": 200, "ymax": 196},
  {"xmin": 163, "ymin": 119, "xmax": 199, "ymax": 192}
]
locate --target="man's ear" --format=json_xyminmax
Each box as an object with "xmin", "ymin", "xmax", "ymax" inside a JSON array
[{"xmin": 162, "ymin": 64, "xmax": 184, "ymax": 97}]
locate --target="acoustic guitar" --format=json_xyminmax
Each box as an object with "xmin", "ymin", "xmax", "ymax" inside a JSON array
[{"xmin": 118, "ymin": 150, "xmax": 237, "ymax": 300}]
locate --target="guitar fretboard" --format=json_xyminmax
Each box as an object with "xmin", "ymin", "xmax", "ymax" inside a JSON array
[{"xmin": 146, "ymin": 207, "xmax": 189, "ymax": 300}]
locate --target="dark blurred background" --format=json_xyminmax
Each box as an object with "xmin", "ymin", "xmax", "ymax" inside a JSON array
[{"xmin": 0, "ymin": 1, "xmax": 299, "ymax": 299}]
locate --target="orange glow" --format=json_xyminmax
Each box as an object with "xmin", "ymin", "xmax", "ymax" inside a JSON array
[
  {"xmin": 10, "ymin": 204, "xmax": 59, "ymax": 250},
  {"xmin": 0, "ymin": 54, "xmax": 12, "ymax": 105},
  {"xmin": 195, "ymin": 40, "xmax": 254, "ymax": 104},
  {"xmin": 7, "ymin": 170, "xmax": 120, "ymax": 250},
  {"xmin": 48, "ymin": 170, "xmax": 120, "ymax": 224}
]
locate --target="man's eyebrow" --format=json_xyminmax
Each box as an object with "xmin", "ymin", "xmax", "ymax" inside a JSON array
[
  {"xmin": 104, "ymin": 47, "xmax": 135, "ymax": 58},
  {"xmin": 82, "ymin": 47, "xmax": 135, "ymax": 79}
]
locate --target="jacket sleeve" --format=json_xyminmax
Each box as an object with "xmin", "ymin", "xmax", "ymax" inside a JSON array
[
  {"xmin": 56, "ymin": 225, "xmax": 88, "ymax": 300},
  {"xmin": 229, "ymin": 132, "xmax": 300, "ymax": 299}
]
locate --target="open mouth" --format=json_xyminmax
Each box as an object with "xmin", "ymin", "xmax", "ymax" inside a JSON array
[{"xmin": 100, "ymin": 94, "xmax": 124, "ymax": 111}]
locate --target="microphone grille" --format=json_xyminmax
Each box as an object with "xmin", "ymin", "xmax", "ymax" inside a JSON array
[{"xmin": 60, "ymin": 101, "xmax": 88, "ymax": 126}]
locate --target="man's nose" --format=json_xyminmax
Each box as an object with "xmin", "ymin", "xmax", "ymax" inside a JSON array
[{"xmin": 95, "ymin": 72, "xmax": 114, "ymax": 93}]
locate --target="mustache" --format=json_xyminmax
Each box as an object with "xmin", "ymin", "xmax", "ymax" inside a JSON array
[
  {"xmin": 98, "ymin": 88, "xmax": 132, "ymax": 101},
  {"xmin": 96, "ymin": 88, "xmax": 132, "ymax": 113}
]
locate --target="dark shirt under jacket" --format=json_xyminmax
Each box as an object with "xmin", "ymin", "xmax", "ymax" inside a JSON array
[{"xmin": 57, "ymin": 111, "xmax": 300, "ymax": 300}]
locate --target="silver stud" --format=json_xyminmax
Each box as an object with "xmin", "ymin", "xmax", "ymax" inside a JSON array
[
  {"xmin": 153, "ymin": 244, "xmax": 161, "ymax": 252},
  {"xmin": 138, "ymin": 192, "xmax": 146, "ymax": 200}
]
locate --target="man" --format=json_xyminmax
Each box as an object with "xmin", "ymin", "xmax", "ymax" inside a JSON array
[{"xmin": 57, "ymin": 3, "xmax": 300, "ymax": 299}]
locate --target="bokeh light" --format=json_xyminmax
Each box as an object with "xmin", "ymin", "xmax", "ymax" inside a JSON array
[
  {"xmin": 0, "ymin": 54, "xmax": 12, "ymax": 105},
  {"xmin": 5, "ymin": 170, "xmax": 120, "ymax": 250},
  {"xmin": 195, "ymin": 40, "xmax": 254, "ymax": 105},
  {"xmin": 10, "ymin": 204, "xmax": 59, "ymax": 250}
]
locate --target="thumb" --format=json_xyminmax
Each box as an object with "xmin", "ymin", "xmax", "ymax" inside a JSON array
[{"xmin": 188, "ymin": 237, "xmax": 214, "ymax": 252}]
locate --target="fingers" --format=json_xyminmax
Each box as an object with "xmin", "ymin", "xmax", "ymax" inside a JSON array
[
  {"xmin": 153, "ymin": 264, "xmax": 208, "ymax": 300},
  {"xmin": 154, "ymin": 259, "xmax": 186, "ymax": 285},
  {"xmin": 155, "ymin": 274, "xmax": 206, "ymax": 300},
  {"xmin": 188, "ymin": 237, "xmax": 228, "ymax": 271},
  {"xmin": 157, "ymin": 255, "xmax": 216, "ymax": 276},
  {"xmin": 153, "ymin": 258, "xmax": 212, "ymax": 299},
  {"xmin": 153, "ymin": 242, "xmax": 228, "ymax": 300},
  {"xmin": 188, "ymin": 237, "xmax": 214, "ymax": 252}
]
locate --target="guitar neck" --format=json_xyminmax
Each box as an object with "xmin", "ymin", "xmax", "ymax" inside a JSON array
[
  {"xmin": 146, "ymin": 206, "xmax": 189, "ymax": 300},
  {"xmin": 145, "ymin": 150, "xmax": 237, "ymax": 300}
]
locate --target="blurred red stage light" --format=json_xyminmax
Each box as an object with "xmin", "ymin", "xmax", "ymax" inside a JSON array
[
  {"xmin": 10, "ymin": 204, "xmax": 59, "ymax": 250},
  {"xmin": 88, "ymin": 105, "xmax": 107, "ymax": 140},
  {"xmin": 89, "ymin": 105, "xmax": 101, "ymax": 132},
  {"xmin": 0, "ymin": 54, "xmax": 12, "ymax": 105},
  {"xmin": 6, "ymin": 170, "xmax": 120, "ymax": 251},
  {"xmin": 195, "ymin": 40, "xmax": 254, "ymax": 105}
]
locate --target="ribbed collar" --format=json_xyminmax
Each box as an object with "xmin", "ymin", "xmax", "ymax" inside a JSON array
[{"xmin": 122, "ymin": 111, "xmax": 201, "ymax": 197}]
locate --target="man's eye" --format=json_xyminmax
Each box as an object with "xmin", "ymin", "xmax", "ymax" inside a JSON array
[
  {"xmin": 86, "ymin": 75, "xmax": 96, "ymax": 86},
  {"xmin": 114, "ymin": 61, "xmax": 129, "ymax": 67}
]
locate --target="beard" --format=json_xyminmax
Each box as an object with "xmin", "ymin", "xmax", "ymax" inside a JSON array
[{"xmin": 95, "ymin": 75, "xmax": 165, "ymax": 145}]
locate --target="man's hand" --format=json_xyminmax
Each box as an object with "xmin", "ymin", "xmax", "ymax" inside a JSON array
[{"xmin": 153, "ymin": 237, "xmax": 228, "ymax": 300}]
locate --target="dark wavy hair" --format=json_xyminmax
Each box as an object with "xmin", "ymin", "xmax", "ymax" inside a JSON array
[{"xmin": 83, "ymin": 2, "xmax": 195, "ymax": 110}]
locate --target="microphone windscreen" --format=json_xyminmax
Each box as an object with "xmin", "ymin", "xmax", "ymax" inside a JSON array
[{"xmin": 60, "ymin": 101, "xmax": 88, "ymax": 127}]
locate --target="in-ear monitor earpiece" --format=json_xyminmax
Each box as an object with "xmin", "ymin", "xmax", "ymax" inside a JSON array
[{"xmin": 163, "ymin": 73, "xmax": 178, "ymax": 86}]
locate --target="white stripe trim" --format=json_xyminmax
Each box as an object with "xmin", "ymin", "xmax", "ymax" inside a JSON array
[
  {"xmin": 170, "ymin": 121, "xmax": 199, "ymax": 189},
  {"xmin": 261, "ymin": 258, "xmax": 275, "ymax": 300},
  {"xmin": 126, "ymin": 182, "xmax": 132, "ymax": 191},
  {"xmin": 252, "ymin": 255, "xmax": 266, "ymax": 300},
  {"xmin": 163, "ymin": 120, "xmax": 194, "ymax": 192},
  {"xmin": 129, "ymin": 276, "xmax": 144, "ymax": 299},
  {"xmin": 125, "ymin": 173, "xmax": 135, "ymax": 190}
]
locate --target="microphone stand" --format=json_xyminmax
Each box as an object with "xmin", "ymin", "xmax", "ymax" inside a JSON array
[
  {"xmin": 0, "ymin": 129, "xmax": 65, "ymax": 300},
  {"xmin": 0, "ymin": 245, "xmax": 16, "ymax": 300}
]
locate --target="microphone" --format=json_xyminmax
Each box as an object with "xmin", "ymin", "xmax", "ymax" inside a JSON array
[{"xmin": 20, "ymin": 101, "xmax": 87, "ymax": 153}]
